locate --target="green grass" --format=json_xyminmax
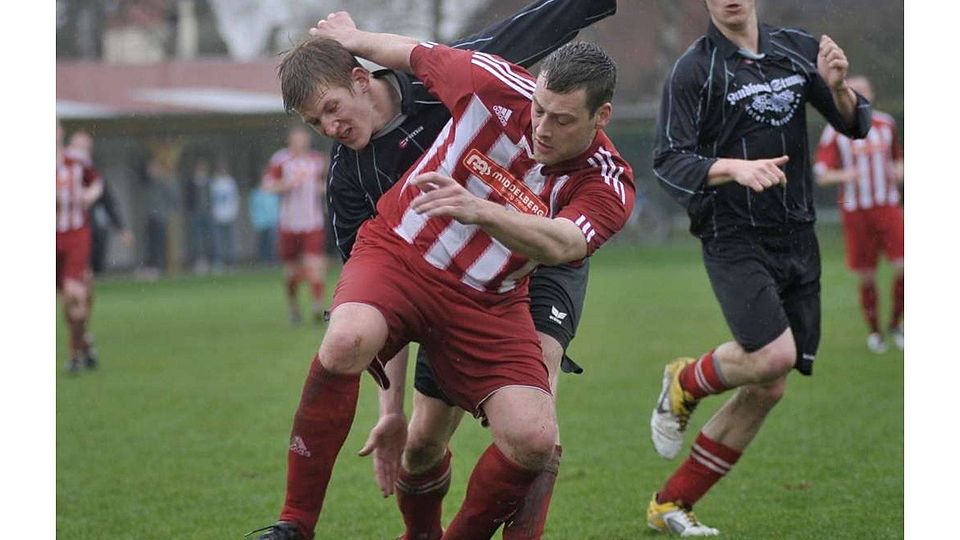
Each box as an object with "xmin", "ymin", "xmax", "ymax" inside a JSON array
[{"xmin": 56, "ymin": 225, "xmax": 903, "ymax": 539}]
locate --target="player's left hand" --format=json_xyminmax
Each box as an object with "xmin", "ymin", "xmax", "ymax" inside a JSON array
[
  {"xmin": 817, "ymin": 34, "xmax": 849, "ymax": 91},
  {"xmin": 410, "ymin": 172, "xmax": 490, "ymax": 224},
  {"xmin": 358, "ymin": 412, "xmax": 407, "ymax": 497}
]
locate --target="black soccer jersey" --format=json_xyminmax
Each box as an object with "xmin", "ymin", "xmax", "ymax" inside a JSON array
[
  {"xmin": 326, "ymin": 0, "xmax": 618, "ymax": 261},
  {"xmin": 653, "ymin": 22, "xmax": 872, "ymax": 239}
]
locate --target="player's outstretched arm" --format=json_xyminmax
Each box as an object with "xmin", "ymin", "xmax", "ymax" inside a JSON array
[
  {"xmin": 310, "ymin": 11, "xmax": 418, "ymax": 74},
  {"xmin": 358, "ymin": 349, "xmax": 409, "ymax": 497},
  {"xmin": 410, "ymin": 172, "xmax": 587, "ymax": 265},
  {"xmin": 452, "ymin": 0, "xmax": 618, "ymax": 68}
]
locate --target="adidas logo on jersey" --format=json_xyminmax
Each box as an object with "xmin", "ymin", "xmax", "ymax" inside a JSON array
[{"xmin": 493, "ymin": 105, "xmax": 513, "ymax": 126}]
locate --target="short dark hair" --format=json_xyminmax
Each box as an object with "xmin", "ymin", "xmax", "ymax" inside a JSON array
[
  {"xmin": 539, "ymin": 41, "xmax": 616, "ymax": 115},
  {"xmin": 278, "ymin": 37, "xmax": 363, "ymax": 114}
]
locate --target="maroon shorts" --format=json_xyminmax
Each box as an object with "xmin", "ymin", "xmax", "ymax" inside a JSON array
[
  {"xmin": 56, "ymin": 227, "xmax": 91, "ymax": 290},
  {"xmin": 278, "ymin": 229, "xmax": 325, "ymax": 262},
  {"xmin": 332, "ymin": 220, "xmax": 549, "ymax": 417},
  {"xmin": 841, "ymin": 206, "xmax": 904, "ymax": 271}
]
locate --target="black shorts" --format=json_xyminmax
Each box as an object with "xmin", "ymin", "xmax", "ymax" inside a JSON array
[
  {"xmin": 701, "ymin": 225, "xmax": 821, "ymax": 376},
  {"xmin": 414, "ymin": 261, "xmax": 590, "ymax": 405}
]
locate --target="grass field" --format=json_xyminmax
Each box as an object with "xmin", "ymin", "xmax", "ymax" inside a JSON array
[{"xmin": 56, "ymin": 225, "xmax": 904, "ymax": 539}]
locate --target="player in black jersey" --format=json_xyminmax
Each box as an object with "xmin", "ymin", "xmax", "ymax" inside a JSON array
[
  {"xmin": 253, "ymin": 2, "xmax": 618, "ymax": 540},
  {"xmin": 645, "ymin": 0, "xmax": 871, "ymax": 536}
]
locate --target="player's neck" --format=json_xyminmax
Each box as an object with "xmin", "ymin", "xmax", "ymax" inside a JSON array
[
  {"xmin": 368, "ymin": 76, "xmax": 402, "ymax": 135},
  {"xmin": 713, "ymin": 13, "xmax": 760, "ymax": 54}
]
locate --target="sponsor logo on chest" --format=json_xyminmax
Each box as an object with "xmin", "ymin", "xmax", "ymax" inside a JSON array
[
  {"xmin": 726, "ymin": 73, "xmax": 805, "ymax": 127},
  {"xmin": 463, "ymin": 148, "xmax": 547, "ymax": 217}
]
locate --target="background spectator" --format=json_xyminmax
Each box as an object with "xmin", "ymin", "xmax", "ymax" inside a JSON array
[
  {"xmin": 140, "ymin": 158, "xmax": 178, "ymax": 279},
  {"xmin": 184, "ymin": 158, "xmax": 214, "ymax": 274},
  {"xmin": 210, "ymin": 159, "xmax": 240, "ymax": 272}
]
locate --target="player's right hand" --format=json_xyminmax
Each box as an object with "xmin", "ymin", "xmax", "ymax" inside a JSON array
[
  {"xmin": 732, "ymin": 155, "xmax": 789, "ymax": 192},
  {"xmin": 358, "ymin": 412, "xmax": 407, "ymax": 497},
  {"xmin": 309, "ymin": 11, "xmax": 358, "ymax": 47}
]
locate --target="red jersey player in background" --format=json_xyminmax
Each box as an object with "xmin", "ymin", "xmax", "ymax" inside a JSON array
[
  {"xmin": 262, "ymin": 125, "xmax": 330, "ymax": 324},
  {"xmin": 815, "ymin": 75, "xmax": 904, "ymax": 353},
  {"xmin": 56, "ymin": 120, "xmax": 103, "ymax": 373}
]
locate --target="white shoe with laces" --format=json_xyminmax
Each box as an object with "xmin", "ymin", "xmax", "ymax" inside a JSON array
[{"xmin": 867, "ymin": 332, "xmax": 887, "ymax": 354}]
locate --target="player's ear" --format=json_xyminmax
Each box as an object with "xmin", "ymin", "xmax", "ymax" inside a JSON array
[
  {"xmin": 593, "ymin": 102, "xmax": 613, "ymax": 129},
  {"xmin": 351, "ymin": 67, "xmax": 371, "ymax": 93}
]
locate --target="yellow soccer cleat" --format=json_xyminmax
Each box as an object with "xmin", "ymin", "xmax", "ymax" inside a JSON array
[
  {"xmin": 647, "ymin": 495, "xmax": 718, "ymax": 537},
  {"xmin": 650, "ymin": 358, "xmax": 699, "ymax": 459}
]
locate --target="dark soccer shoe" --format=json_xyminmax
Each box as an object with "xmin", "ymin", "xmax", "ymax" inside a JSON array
[
  {"xmin": 84, "ymin": 348, "xmax": 99, "ymax": 370},
  {"xmin": 247, "ymin": 522, "xmax": 305, "ymax": 540}
]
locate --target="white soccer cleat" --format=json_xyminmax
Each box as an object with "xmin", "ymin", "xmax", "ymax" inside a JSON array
[
  {"xmin": 866, "ymin": 332, "xmax": 887, "ymax": 354},
  {"xmin": 647, "ymin": 495, "xmax": 719, "ymax": 537},
  {"xmin": 650, "ymin": 358, "xmax": 698, "ymax": 460},
  {"xmin": 891, "ymin": 326, "xmax": 904, "ymax": 350}
]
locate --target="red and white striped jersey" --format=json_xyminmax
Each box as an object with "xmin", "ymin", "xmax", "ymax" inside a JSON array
[
  {"xmin": 815, "ymin": 111, "xmax": 903, "ymax": 212},
  {"xmin": 263, "ymin": 149, "xmax": 327, "ymax": 232},
  {"xmin": 373, "ymin": 43, "xmax": 634, "ymax": 294},
  {"xmin": 56, "ymin": 154, "xmax": 100, "ymax": 233}
]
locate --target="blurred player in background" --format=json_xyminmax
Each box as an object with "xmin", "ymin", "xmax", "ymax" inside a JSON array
[
  {"xmin": 57, "ymin": 121, "xmax": 104, "ymax": 373},
  {"xmin": 67, "ymin": 130, "xmax": 134, "ymax": 276},
  {"xmin": 648, "ymin": 0, "xmax": 871, "ymax": 535},
  {"xmin": 262, "ymin": 125, "xmax": 330, "ymax": 324},
  {"xmin": 65, "ymin": 129, "xmax": 133, "ymax": 373},
  {"xmin": 815, "ymin": 75, "xmax": 904, "ymax": 353}
]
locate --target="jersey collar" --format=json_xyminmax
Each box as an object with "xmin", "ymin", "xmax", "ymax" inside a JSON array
[{"xmin": 707, "ymin": 20, "xmax": 773, "ymax": 59}]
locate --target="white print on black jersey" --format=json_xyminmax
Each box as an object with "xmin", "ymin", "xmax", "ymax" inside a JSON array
[{"xmin": 726, "ymin": 74, "xmax": 805, "ymax": 127}]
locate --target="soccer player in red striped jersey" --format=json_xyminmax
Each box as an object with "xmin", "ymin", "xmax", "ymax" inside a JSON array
[
  {"xmin": 815, "ymin": 75, "xmax": 904, "ymax": 352},
  {"xmin": 262, "ymin": 125, "xmax": 330, "ymax": 324},
  {"xmin": 250, "ymin": 12, "xmax": 633, "ymax": 540},
  {"xmin": 56, "ymin": 121, "xmax": 103, "ymax": 373}
]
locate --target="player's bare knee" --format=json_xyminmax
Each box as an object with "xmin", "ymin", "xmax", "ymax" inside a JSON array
[
  {"xmin": 403, "ymin": 436, "xmax": 447, "ymax": 474},
  {"xmin": 497, "ymin": 422, "xmax": 557, "ymax": 471},
  {"xmin": 752, "ymin": 334, "xmax": 795, "ymax": 382},
  {"xmin": 317, "ymin": 328, "xmax": 371, "ymax": 374},
  {"xmin": 739, "ymin": 378, "xmax": 787, "ymax": 411}
]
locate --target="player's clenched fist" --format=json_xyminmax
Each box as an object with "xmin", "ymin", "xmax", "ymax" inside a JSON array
[
  {"xmin": 731, "ymin": 155, "xmax": 789, "ymax": 193},
  {"xmin": 817, "ymin": 34, "xmax": 849, "ymax": 91}
]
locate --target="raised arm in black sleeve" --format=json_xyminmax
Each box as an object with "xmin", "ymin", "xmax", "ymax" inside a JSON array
[
  {"xmin": 788, "ymin": 31, "xmax": 872, "ymax": 140},
  {"xmin": 451, "ymin": 0, "xmax": 617, "ymax": 68},
  {"xmin": 652, "ymin": 50, "xmax": 717, "ymax": 211},
  {"xmin": 806, "ymin": 69, "xmax": 872, "ymax": 140},
  {"xmin": 327, "ymin": 147, "xmax": 376, "ymax": 261},
  {"xmin": 100, "ymin": 184, "xmax": 126, "ymax": 230}
]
